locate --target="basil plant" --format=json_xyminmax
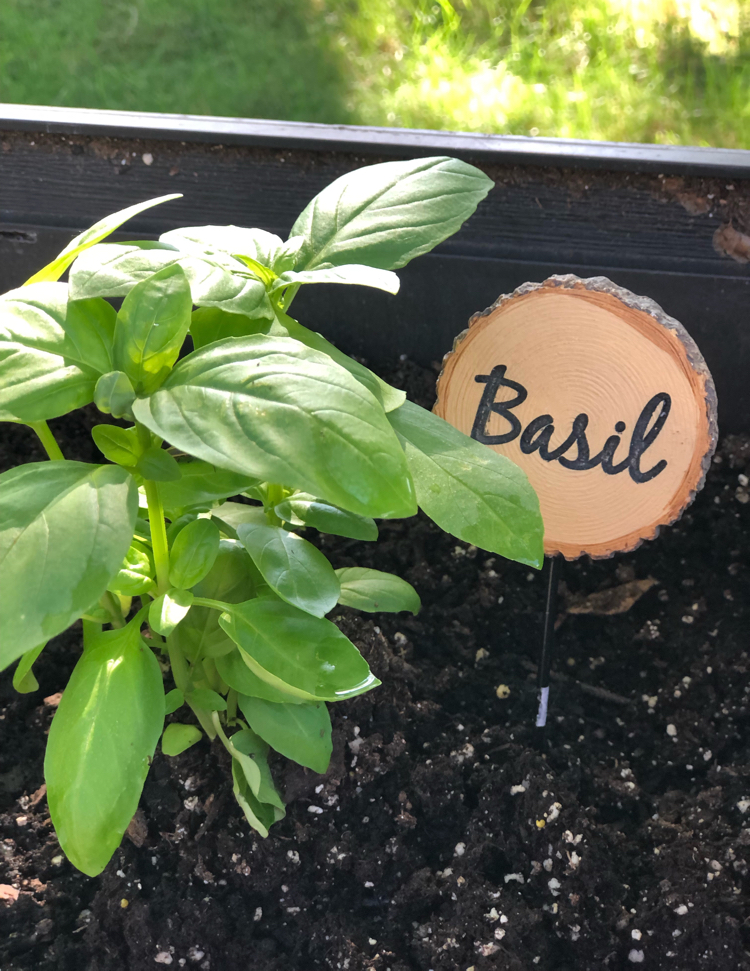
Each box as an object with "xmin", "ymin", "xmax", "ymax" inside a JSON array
[{"xmin": 0, "ymin": 157, "xmax": 543, "ymax": 876}]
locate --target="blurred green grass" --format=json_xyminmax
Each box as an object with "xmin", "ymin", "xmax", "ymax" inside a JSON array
[{"xmin": 0, "ymin": 0, "xmax": 747, "ymax": 147}]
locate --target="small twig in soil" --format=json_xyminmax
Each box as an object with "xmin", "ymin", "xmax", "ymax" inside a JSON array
[{"xmin": 520, "ymin": 658, "xmax": 632, "ymax": 706}]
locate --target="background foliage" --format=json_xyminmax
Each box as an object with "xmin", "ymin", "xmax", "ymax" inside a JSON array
[{"xmin": 0, "ymin": 0, "xmax": 746, "ymax": 147}]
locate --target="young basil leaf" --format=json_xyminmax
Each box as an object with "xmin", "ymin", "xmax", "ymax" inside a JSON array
[
  {"xmin": 212, "ymin": 502, "xmax": 267, "ymax": 534},
  {"xmin": 335, "ymin": 567, "xmax": 421, "ymax": 614},
  {"xmin": 0, "ymin": 462, "xmax": 138, "ymax": 668},
  {"xmin": 0, "ymin": 283, "xmax": 103, "ymax": 421},
  {"xmin": 94, "ymin": 370, "xmax": 137, "ymax": 419},
  {"xmin": 291, "ymin": 156, "xmax": 493, "ymax": 271},
  {"xmin": 162, "ymin": 722, "xmax": 202, "ymax": 756},
  {"xmin": 186, "ymin": 687, "xmax": 227, "ymax": 711},
  {"xmin": 169, "ymin": 539, "xmax": 257, "ymax": 661},
  {"xmin": 69, "ymin": 242, "xmax": 182, "ymax": 299},
  {"xmin": 132, "ymin": 335, "xmax": 416, "ymax": 520},
  {"xmin": 135, "ymin": 446, "xmax": 182, "ymax": 482},
  {"xmin": 231, "ymin": 758, "xmax": 278, "ymax": 838},
  {"xmin": 113, "ymin": 264, "xmax": 193, "ymax": 396},
  {"xmin": 169, "ymin": 519, "xmax": 221, "ymax": 589},
  {"xmin": 230, "ymin": 729, "xmax": 285, "ymax": 811},
  {"xmin": 149, "ymin": 588, "xmax": 193, "ymax": 637},
  {"xmin": 190, "ymin": 307, "xmax": 271, "ymax": 351},
  {"xmin": 218, "ymin": 599, "xmax": 380, "ymax": 702},
  {"xmin": 158, "ymin": 460, "xmax": 259, "ymax": 519},
  {"xmin": 161, "ymin": 226, "xmax": 287, "ymax": 269},
  {"xmin": 70, "ymin": 243, "xmax": 274, "ymax": 319},
  {"xmin": 108, "ymin": 541, "xmax": 154, "ymax": 597},
  {"xmin": 389, "ymin": 400, "xmax": 544, "ymax": 569},
  {"xmin": 44, "ymin": 617, "xmax": 165, "ymax": 876},
  {"xmin": 274, "ymin": 493, "xmax": 378, "ymax": 542},
  {"xmin": 91, "ymin": 424, "xmax": 143, "ymax": 467},
  {"xmin": 25, "ymin": 193, "xmax": 181, "ymax": 285},
  {"xmin": 215, "ymin": 649, "xmax": 306, "ymax": 705},
  {"xmin": 64, "ymin": 298, "xmax": 117, "ymax": 376},
  {"xmin": 271, "ymin": 264, "xmax": 400, "ymax": 295},
  {"xmin": 164, "ymin": 687, "xmax": 185, "ymax": 715},
  {"xmin": 236, "ymin": 522, "xmax": 340, "ymax": 618},
  {"xmin": 274, "ymin": 313, "xmax": 405, "ymax": 413},
  {"xmin": 238, "ymin": 695, "xmax": 332, "ymax": 774},
  {"xmin": 12, "ymin": 643, "xmax": 46, "ymax": 694}
]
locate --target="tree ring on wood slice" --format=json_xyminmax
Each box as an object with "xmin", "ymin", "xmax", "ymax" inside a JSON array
[{"xmin": 434, "ymin": 275, "xmax": 718, "ymax": 560}]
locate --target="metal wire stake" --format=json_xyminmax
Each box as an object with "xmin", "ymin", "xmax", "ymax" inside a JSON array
[{"xmin": 536, "ymin": 554, "xmax": 562, "ymax": 728}]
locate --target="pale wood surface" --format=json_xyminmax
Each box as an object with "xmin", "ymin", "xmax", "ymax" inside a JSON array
[{"xmin": 435, "ymin": 275, "xmax": 718, "ymax": 559}]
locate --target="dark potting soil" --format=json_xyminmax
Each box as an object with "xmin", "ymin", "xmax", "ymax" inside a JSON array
[{"xmin": 1, "ymin": 360, "xmax": 749, "ymax": 971}]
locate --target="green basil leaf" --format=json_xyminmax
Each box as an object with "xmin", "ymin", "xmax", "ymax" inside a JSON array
[
  {"xmin": 169, "ymin": 539, "xmax": 257, "ymax": 661},
  {"xmin": 271, "ymin": 264, "xmax": 400, "ymax": 295},
  {"xmin": 44, "ymin": 618, "xmax": 165, "ymax": 876},
  {"xmin": 215, "ymin": 649, "xmax": 305, "ymax": 704},
  {"xmin": 274, "ymin": 493, "xmax": 378, "ymax": 541},
  {"xmin": 135, "ymin": 446, "xmax": 182, "ymax": 482},
  {"xmin": 212, "ymin": 501, "xmax": 267, "ymax": 535},
  {"xmin": 91, "ymin": 423, "xmax": 143, "ymax": 467},
  {"xmin": 63, "ymin": 297, "xmax": 117, "ymax": 376},
  {"xmin": 26, "ymin": 193, "xmax": 181, "ymax": 285},
  {"xmin": 274, "ymin": 313, "xmax": 405, "ymax": 413},
  {"xmin": 186, "ymin": 687, "xmax": 227, "ymax": 711},
  {"xmin": 236, "ymin": 522, "xmax": 340, "ymax": 618},
  {"xmin": 169, "ymin": 518, "xmax": 220, "ymax": 589},
  {"xmin": 335, "ymin": 567, "xmax": 421, "ymax": 614},
  {"xmin": 238, "ymin": 696, "xmax": 332, "ymax": 774},
  {"xmin": 230, "ymin": 728, "xmax": 285, "ymax": 811},
  {"xmin": 94, "ymin": 370, "xmax": 136, "ymax": 419},
  {"xmin": 108, "ymin": 542, "xmax": 155, "ymax": 597},
  {"xmin": 164, "ymin": 687, "xmax": 185, "ymax": 715},
  {"xmin": 190, "ymin": 307, "xmax": 271, "ymax": 351},
  {"xmin": 0, "ymin": 283, "xmax": 103, "ymax": 421},
  {"xmin": 291, "ymin": 156, "xmax": 493, "ymax": 271},
  {"xmin": 113, "ymin": 264, "xmax": 192, "ymax": 396},
  {"xmin": 218, "ymin": 599, "xmax": 380, "ymax": 702},
  {"xmin": 161, "ymin": 226, "xmax": 286, "ymax": 269},
  {"xmin": 389, "ymin": 400, "xmax": 544, "ymax": 569},
  {"xmin": 132, "ymin": 335, "xmax": 416, "ymax": 520},
  {"xmin": 158, "ymin": 460, "xmax": 259, "ymax": 519},
  {"xmin": 149, "ymin": 589, "xmax": 193, "ymax": 637},
  {"xmin": 0, "ymin": 462, "xmax": 138, "ymax": 668},
  {"xmin": 12, "ymin": 643, "xmax": 46, "ymax": 694},
  {"xmin": 70, "ymin": 243, "xmax": 273, "ymax": 319},
  {"xmin": 162, "ymin": 722, "xmax": 202, "ymax": 756}
]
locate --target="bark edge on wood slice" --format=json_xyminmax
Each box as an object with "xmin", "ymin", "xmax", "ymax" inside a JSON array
[{"xmin": 434, "ymin": 274, "xmax": 718, "ymax": 560}]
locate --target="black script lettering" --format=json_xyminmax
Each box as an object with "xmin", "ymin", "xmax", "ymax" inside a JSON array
[
  {"xmin": 469, "ymin": 364, "xmax": 670, "ymax": 484},
  {"xmin": 472, "ymin": 365, "xmax": 527, "ymax": 445},
  {"xmin": 557, "ymin": 414, "xmax": 603, "ymax": 471},
  {"xmin": 520, "ymin": 415, "xmax": 555, "ymax": 457},
  {"xmin": 599, "ymin": 421, "xmax": 631, "ymax": 475},
  {"xmin": 628, "ymin": 393, "xmax": 671, "ymax": 484}
]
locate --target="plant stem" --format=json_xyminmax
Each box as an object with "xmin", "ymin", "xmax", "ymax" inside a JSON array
[
  {"xmin": 28, "ymin": 421, "xmax": 64, "ymax": 461},
  {"xmin": 226, "ymin": 689, "xmax": 238, "ymax": 724},
  {"xmin": 280, "ymin": 283, "xmax": 300, "ymax": 311},
  {"xmin": 192, "ymin": 596, "xmax": 234, "ymax": 613},
  {"xmin": 100, "ymin": 590, "xmax": 126, "ymax": 628},
  {"xmin": 168, "ymin": 636, "xmax": 217, "ymax": 739},
  {"xmin": 143, "ymin": 479, "xmax": 171, "ymax": 594},
  {"xmin": 135, "ymin": 421, "xmax": 171, "ymax": 595},
  {"xmin": 82, "ymin": 619, "xmax": 101, "ymax": 651},
  {"xmin": 166, "ymin": 637, "xmax": 191, "ymax": 695},
  {"xmin": 264, "ymin": 482, "xmax": 284, "ymax": 527}
]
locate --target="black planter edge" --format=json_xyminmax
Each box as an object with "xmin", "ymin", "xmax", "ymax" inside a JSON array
[{"xmin": 1, "ymin": 102, "xmax": 749, "ymax": 178}]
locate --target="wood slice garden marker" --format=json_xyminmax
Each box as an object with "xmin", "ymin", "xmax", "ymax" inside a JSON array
[{"xmin": 435, "ymin": 274, "xmax": 718, "ymax": 724}]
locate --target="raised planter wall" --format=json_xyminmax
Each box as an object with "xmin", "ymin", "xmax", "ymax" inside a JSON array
[{"xmin": 2, "ymin": 104, "xmax": 750, "ymax": 431}]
